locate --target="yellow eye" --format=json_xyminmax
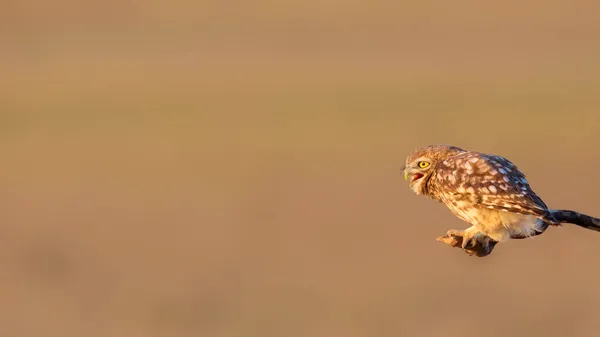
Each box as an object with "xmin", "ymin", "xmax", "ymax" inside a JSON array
[{"xmin": 418, "ymin": 161, "xmax": 430, "ymax": 169}]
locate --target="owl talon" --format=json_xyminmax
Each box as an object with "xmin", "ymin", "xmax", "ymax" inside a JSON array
[
  {"xmin": 443, "ymin": 228, "xmax": 484, "ymax": 251},
  {"xmin": 464, "ymin": 232, "xmax": 487, "ymax": 250},
  {"xmin": 437, "ymin": 232, "xmax": 498, "ymax": 257},
  {"xmin": 444, "ymin": 229, "xmax": 474, "ymax": 250},
  {"xmin": 462, "ymin": 237, "xmax": 474, "ymax": 250}
]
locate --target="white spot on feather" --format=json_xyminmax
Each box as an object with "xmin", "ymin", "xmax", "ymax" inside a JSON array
[{"xmin": 488, "ymin": 185, "xmax": 497, "ymax": 193}]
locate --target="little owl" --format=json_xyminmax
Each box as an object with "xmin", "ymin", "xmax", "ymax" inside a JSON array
[{"xmin": 403, "ymin": 144, "xmax": 600, "ymax": 257}]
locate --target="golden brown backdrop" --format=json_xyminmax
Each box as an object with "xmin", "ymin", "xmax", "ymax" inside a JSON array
[{"xmin": 2, "ymin": 1, "xmax": 600, "ymax": 336}]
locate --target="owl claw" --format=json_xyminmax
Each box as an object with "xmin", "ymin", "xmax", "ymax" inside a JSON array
[
  {"xmin": 438, "ymin": 229, "xmax": 497, "ymax": 257},
  {"xmin": 445, "ymin": 229, "xmax": 472, "ymax": 249},
  {"xmin": 462, "ymin": 235, "xmax": 477, "ymax": 250}
]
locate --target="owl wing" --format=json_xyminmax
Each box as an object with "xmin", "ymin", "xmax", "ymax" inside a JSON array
[{"xmin": 435, "ymin": 152, "xmax": 549, "ymax": 217}]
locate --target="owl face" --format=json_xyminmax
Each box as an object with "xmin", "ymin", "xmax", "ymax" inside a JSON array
[
  {"xmin": 403, "ymin": 144, "xmax": 465, "ymax": 195},
  {"xmin": 403, "ymin": 156, "xmax": 434, "ymax": 194}
]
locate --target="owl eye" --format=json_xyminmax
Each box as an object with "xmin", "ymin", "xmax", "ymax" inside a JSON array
[{"xmin": 418, "ymin": 161, "xmax": 431, "ymax": 169}]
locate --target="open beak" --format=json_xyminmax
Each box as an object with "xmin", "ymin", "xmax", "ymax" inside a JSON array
[{"xmin": 403, "ymin": 167, "xmax": 424, "ymax": 183}]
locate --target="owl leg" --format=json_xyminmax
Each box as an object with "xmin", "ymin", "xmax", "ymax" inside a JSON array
[
  {"xmin": 439, "ymin": 227, "xmax": 497, "ymax": 256},
  {"xmin": 445, "ymin": 226, "xmax": 482, "ymax": 250},
  {"xmin": 436, "ymin": 234, "xmax": 497, "ymax": 257}
]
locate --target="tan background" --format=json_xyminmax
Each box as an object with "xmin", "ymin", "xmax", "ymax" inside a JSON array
[{"xmin": 2, "ymin": 1, "xmax": 600, "ymax": 337}]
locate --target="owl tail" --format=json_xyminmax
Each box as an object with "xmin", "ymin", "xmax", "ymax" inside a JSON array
[{"xmin": 548, "ymin": 209, "xmax": 600, "ymax": 232}]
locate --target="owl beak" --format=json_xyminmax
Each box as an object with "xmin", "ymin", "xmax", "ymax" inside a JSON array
[{"xmin": 404, "ymin": 170, "xmax": 409, "ymax": 181}]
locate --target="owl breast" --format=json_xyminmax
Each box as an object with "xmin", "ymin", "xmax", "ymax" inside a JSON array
[{"xmin": 436, "ymin": 191, "xmax": 488, "ymax": 227}]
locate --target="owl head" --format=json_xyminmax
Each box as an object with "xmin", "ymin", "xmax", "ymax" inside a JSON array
[{"xmin": 403, "ymin": 144, "xmax": 465, "ymax": 195}]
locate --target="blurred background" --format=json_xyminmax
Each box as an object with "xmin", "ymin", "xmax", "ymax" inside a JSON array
[{"xmin": 2, "ymin": 1, "xmax": 600, "ymax": 337}]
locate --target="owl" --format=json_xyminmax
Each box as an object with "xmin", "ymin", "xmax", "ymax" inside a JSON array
[{"xmin": 403, "ymin": 144, "xmax": 600, "ymax": 256}]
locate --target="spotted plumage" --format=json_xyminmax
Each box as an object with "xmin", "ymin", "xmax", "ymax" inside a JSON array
[{"xmin": 403, "ymin": 144, "xmax": 600, "ymax": 256}]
